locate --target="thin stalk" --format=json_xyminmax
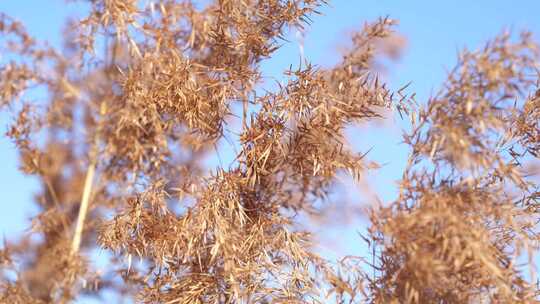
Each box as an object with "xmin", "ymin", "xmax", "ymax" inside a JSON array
[
  {"xmin": 70, "ymin": 101, "xmax": 105, "ymax": 256},
  {"xmin": 30, "ymin": 158, "xmax": 70, "ymax": 232},
  {"xmin": 70, "ymin": 157, "xmax": 96, "ymax": 255}
]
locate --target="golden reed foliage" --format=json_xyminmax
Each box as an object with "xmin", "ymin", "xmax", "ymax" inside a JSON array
[{"xmin": 0, "ymin": 1, "xmax": 539, "ymax": 303}]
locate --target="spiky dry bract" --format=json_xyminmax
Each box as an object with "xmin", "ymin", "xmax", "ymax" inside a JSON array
[
  {"xmin": 515, "ymin": 88, "xmax": 540, "ymax": 158},
  {"xmin": 367, "ymin": 32, "xmax": 540, "ymax": 303},
  {"xmin": 102, "ymin": 49, "xmax": 227, "ymax": 180},
  {"xmin": 0, "ymin": 15, "xmax": 36, "ymax": 109},
  {"xmin": 99, "ymin": 173, "xmax": 320, "ymax": 303},
  {"xmin": 407, "ymin": 31, "xmax": 539, "ymax": 178}
]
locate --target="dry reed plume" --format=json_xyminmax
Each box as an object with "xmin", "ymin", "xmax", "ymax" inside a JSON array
[{"xmin": 0, "ymin": 1, "xmax": 539, "ymax": 303}]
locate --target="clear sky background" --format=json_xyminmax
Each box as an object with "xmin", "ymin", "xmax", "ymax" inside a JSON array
[{"xmin": 1, "ymin": 1, "xmax": 540, "ymax": 302}]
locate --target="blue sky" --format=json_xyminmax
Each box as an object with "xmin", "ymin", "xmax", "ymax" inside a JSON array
[{"xmin": 1, "ymin": 0, "xmax": 540, "ymax": 301}]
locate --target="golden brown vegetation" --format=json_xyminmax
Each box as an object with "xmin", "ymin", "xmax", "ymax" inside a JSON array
[{"xmin": 0, "ymin": 1, "xmax": 539, "ymax": 303}]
